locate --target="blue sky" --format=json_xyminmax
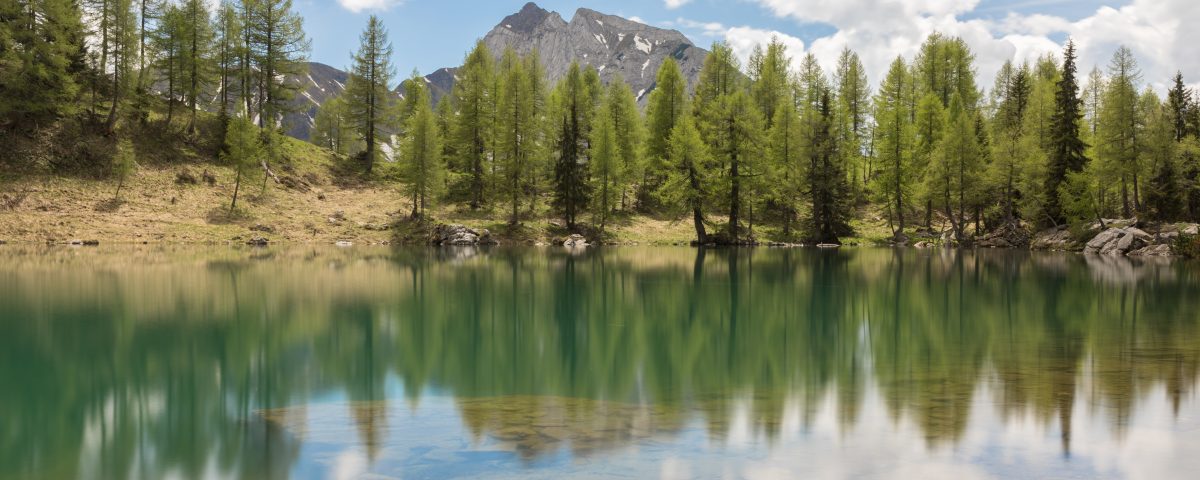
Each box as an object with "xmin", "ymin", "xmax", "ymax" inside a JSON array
[{"xmin": 295, "ymin": 0, "xmax": 1199, "ymax": 92}]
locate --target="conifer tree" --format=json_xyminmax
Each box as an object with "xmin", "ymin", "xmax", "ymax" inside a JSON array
[
  {"xmin": 1044, "ymin": 39, "xmax": 1088, "ymax": 225},
  {"xmin": 0, "ymin": 0, "xmax": 85, "ymax": 123},
  {"xmin": 245, "ymin": 0, "xmax": 309, "ymax": 128},
  {"xmin": 749, "ymin": 37, "xmax": 791, "ymax": 127},
  {"xmin": 767, "ymin": 96, "xmax": 803, "ymax": 237},
  {"xmin": 642, "ymin": 58, "xmax": 686, "ymax": 208},
  {"xmin": 603, "ymin": 75, "xmax": 642, "ymax": 211},
  {"xmin": 807, "ymin": 90, "xmax": 852, "ymax": 244},
  {"xmin": 834, "ymin": 48, "xmax": 871, "ymax": 192},
  {"xmin": 223, "ymin": 115, "xmax": 261, "ymax": 212},
  {"xmin": 450, "ymin": 41, "xmax": 494, "ymax": 209},
  {"xmin": 400, "ymin": 73, "xmax": 443, "ymax": 218},
  {"xmin": 113, "ymin": 137, "xmax": 136, "ymax": 199},
  {"xmin": 214, "ymin": 0, "xmax": 242, "ymax": 130},
  {"xmin": 345, "ymin": 14, "xmax": 394, "ymax": 172},
  {"xmin": 1097, "ymin": 46, "xmax": 1143, "ymax": 217},
  {"xmin": 551, "ymin": 62, "xmax": 590, "ymax": 231},
  {"xmin": 312, "ymin": 95, "xmax": 355, "ymax": 154},
  {"xmin": 658, "ymin": 112, "xmax": 712, "ymax": 243},
  {"xmin": 1143, "ymin": 93, "xmax": 1180, "ymax": 220},
  {"xmin": 495, "ymin": 48, "xmax": 536, "ymax": 224},
  {"xmin": 873, "ymin": 57, "xmax": 915, "ymax": 240},
  {"xmin": 929, "ymin": 92, "xmax": 980, "ymax": 241},
  {"xmin": 181, "ymin": 0, "xmax": 213, "ymax": 134},
  {"xmin": 590, "ymin": 101, "xmax": 618, "ymax": 234}
]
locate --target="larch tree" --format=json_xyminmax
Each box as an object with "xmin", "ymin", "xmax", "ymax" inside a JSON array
[
  {"xmin": 603, "ymin": 75, "xmax": 642, "ymax": 211},
  {"xmin": 222, "ymin": 115, "xmax": 261, "ymax": 212},
  {"xmin": 873, "ymin": 56, "xmax": 915, "ymax": 241},
  {"xmin": 399, "ymin": 72, "xmax": 444, "ymax": 218},
  {"xmin": 1097, "ymin": 46, "xmax": 1142, "ymax": 217},
  {"xmin": 642, "ymin": 57, "xmax": 686, "ymax": 208},
  {"xmin": 657, "ymin": 112, "xmax": 713, "ymax": 244},
  {"xmin": 245, "ymin": 0, "xmax": 309, "ymax": 129},
  {"xmin": 312, "ymin": 95, "xmax": 355, "ymax": 155},
  {"xmin": 181, "ymin": 0, "xmax": 214, "ymax": 134},
  {"xmin": 929, "ymin": 92, "xmax": 980, "ymax": 242},
  {"xmin": 450, "ymin": 41, "xmax": 494, "ymax": 209},
  {"xmin": 214, "ymin": 0, "xmax": 243, "ymax": 134},
  {"xmin": 767, "ymin": 95, "xmax": 803, "ymax": 238},
  {"xmin": 495, "ymin": 47, "xmax": 536, "ymax": 224},
  {"xmin": 590, "ymin": 99, "xmax": 618, "ymax": 234},
  {"xmin": 834, "ymin": 48, "xmax": 871, "ymax": 194},
  {"xmin": 345, "ymin": 14, "xmax": 394, "ymax": 173}
]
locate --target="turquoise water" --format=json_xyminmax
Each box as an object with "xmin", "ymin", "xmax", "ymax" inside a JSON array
[{"xmin": 1, "ymin": 246, "xmax": 1198, "ymax": 479}]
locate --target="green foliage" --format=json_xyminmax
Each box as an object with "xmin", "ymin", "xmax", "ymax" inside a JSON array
[
  {"xmin": 449, "ymin": 41, "xmax": 494, "ymax": 209},
  {"xmin": 872, "ymin": 57, "xmax": 915, "ymax": 238},
  {"xmin": 1044, "ymin": 40, "xmax": 1088, "ymax": 225},
  {"xmin": 657, "ymin": 113, "xmax": 713, "ymax": 243},
  {"xmin": 399, "ymin": 73, "xmax": 444, "ymax": 217},
  {"xmin": 1172, "ymin": 233, "xmax": 1200, "ymax": 259},
  {"xmin": 112, "ymin": 137, "xmax": 136, "ymax": 199},
  {"xmin": 642, "ymin": 57, "xmax": 686, "ymax": 208},
  {"xmin": 0, "ymin": 0, "xmax": 85, "ymax": 123},
  {"xmin": 344, "ymin": 14, "xmax": 395, "ymax": 172},
  {"xmin": 550, "ymin": 62, "xmax": 592, "ymax": 231},
  {"xmin": 221, "ymin": 115, "xmax": 261, "ymax": 211}
]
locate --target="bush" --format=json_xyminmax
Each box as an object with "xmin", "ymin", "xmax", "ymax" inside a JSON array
[{"xmin": 1173, "ymin": 234, "xmax": 1200, "ymax": 259}]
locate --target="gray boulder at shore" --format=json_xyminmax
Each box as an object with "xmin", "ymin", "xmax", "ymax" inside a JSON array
[{"xmin": 429, "ymin": 224, "xmax": 498, "ymax": 246}]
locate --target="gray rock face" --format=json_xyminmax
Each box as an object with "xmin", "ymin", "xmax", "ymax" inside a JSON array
[
  {"xmin": 481, "ymin": 3, "xmax": 707, "ymax": 104},
  {"xmin": 1032, "ymin": 227, "xmax": 1080, "ymax": 251},
  {"xmin": 430, "ymin": 224, "xmax": 498, "ymax": 246}
]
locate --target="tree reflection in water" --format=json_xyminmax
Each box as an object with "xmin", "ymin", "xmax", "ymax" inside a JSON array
[{"xmin": 1, "ymin": 245, "xmax": 1198, "ymax": 478}]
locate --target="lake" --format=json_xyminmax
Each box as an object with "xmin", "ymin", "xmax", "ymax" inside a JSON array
[{"xmin": 1, "ymin": 246, "xmax": 1198, "ymax": 479}]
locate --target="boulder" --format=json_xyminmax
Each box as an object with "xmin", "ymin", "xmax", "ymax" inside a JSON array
[
  {"xmin": 1086, "ymin": 227, "xmax": 1152, "ymax": 256},
  {"xmin": 1085, "ymin": 228, "xmax": 1122, "ymax": 253},
  {"xmin": 976, "ymin": 220, "xmax": 1031, "ymax": 248},
  {"xmin": 335, "ymin": 241, "xmax": 353, "ymax": 247},
  {"xmin": 246, "ymin": 236, "xmax": 269, "ymax": 246},
  {"xmin": 914, "ymin": 241, "xmax": 934, "ymax": 249},
  {"xmin": 560, "ymin": 234, "xmax": 589, "ymax": 248},
  {"xmin": 1184, "ymin": 224, "xmax": 1199, "ymax": 235},
  {"xmin": 816, "ymin": 243, "xmax": 840, "ymax": 248},
  {"xmin": 430, "ymin": 223, "xmax": 491, "ymax": 246},
  {"xmin": 200, "ymin": 169, "xmax": 217, "ymax": 186}
]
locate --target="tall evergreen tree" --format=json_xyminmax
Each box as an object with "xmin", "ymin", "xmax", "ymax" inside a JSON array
[
  {"xmin": 450, "ymin": 41, "xmax": 494, "ymax": 209},
  {"xmin": 495, "ymin": 48, "xmax": 539, "ymax": 224},
  {"xmin": 602, "ymin": 75, "xmax": 642, "ymax": 211},
  {"xmin": 873, "ymin": 57, "xmax": 915, "ymax": 240},
  {"xmin": 312, "ymin": 95, "xmax": 355, "ymax": 154},
  {"xmin": 929, "ymin": 92, "xmax": 980, "ymax": 241},
  {"xmin": 0, "ymin": 0, "xmax": 85, "ymax": 124},
  {"xmin": 214, "ymin": 0, "xmax": 243, "ymax": 130},
  {"xmin": 551, "ymin": 62, "xmax": 590, "ymax": 231},
  {"xmin": 1044, "ymin": 39, "xmax": 1087, "ymax": 225},
  {"xmin": 767, "ymin": 96, "xmax": 803, "ymax": 237},
  {"xmin": 658, "ymin": 112, "xmax": 713, "ymax": 244},
  {"xmin": 834, "ymin": 48, "xmax": 871, "ymax": 192},
  {"xmin": 345, "ymin": 15, "xmax": 394, "ymax": 172},
  {"xmin": 222, "ymin": 115, "xmax": 261, "ymax": 212},
  {"xmin": 245, "ymin": 0, "xmax": 309, "ymax": 128},
  {"xmin": 807, "ymin": 90, "xmax": 852, "ymax": 244},
  {"xmin": 399, "ymin": 72, "xmax": 443, "ymax": 218},
  {"xmin": 642, "ymin": 57, "xmax": 686, "ymax": 208},
  {"xmin": 181, "ymin": 0, "xmax": 213, "ymax": 134},
  {"xmin": 1097, "ymin": 45, "xmax": 1143, "ymax": 217}
]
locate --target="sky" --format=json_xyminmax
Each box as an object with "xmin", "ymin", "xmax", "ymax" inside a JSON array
[{"xmin": 294, "ymin": 0, "xmax": 1200, "ymax": 93}]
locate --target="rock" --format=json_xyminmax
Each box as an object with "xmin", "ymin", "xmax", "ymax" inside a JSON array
[
  {"xmin": 362, "ymin": 222, "xmax": 391, "ymax": 231},
  {"xmin": 1032, "ymin": 227, "xmax": 1079, "ymax": 251},
  {"xmin": 279, "ymin": 175, "xmax": 311, "ymax": 192},
  {"xmin": 1184, "ymin": 224, "xmax": 1199, "ymax": 235},
  {"xmin": 1085, "ymin": 228, "xmax": 1122, "ymax": 253},
  {"xmin": 201, "ymin": 169, "xmax": 217, "ymax": 186},
  {"xmin": 175, "ymin": 169, "xmax": 198, "ymax": 185},
  {"xmin": 478, "ymin": 229, "xmax": 499, "ymax": 245},
  {"xmin": 250, "ymin": 224, "xmax": 275, "ymax": 234},
  {"xmin": 816, "ymin": 243, "xmax": 840, "ymax": 248},
  {"xmin": 914, "ymin": 241, "xmax": 934, "ymax": 248},
  {"xmin": 335, "ymin": 241, "xmax": 353, "ymax": 247},
  {"xmin": 559, "ymin": 234, "xmax": 589, "ymax": 248},
  {"xmin": 430, "ymin": 223, "xmax": 485, "ymax": 245},
  {"xmin": 976, "ymin": 220, "xmax": 1031, "ymax": 248},
  {"xmin": 1129, "ymin": 244, "xmax": 1173, "ymax": 257},
  {"xmin": 246, "ymin": 236, "xmax": 269, "ymax": 246}
]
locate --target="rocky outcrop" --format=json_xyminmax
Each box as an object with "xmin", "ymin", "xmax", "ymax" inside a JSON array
[
  {"xmin": 556, "ymin": 234, "xmax": 590, "ymax": 248},
  {"xmin": 1085, "ymin": 226, "xmax": 1162, "ymax": 256},
  {"xmin": 429, "ymin": 224, "xmax": 498, "ymax": 246},
  {"xmin": 1031, "ymin": 226, "xmax": 1082, "ymax": 251},
  {"xmin": 976, "ymin": 221, "xmax": 1031, "ymax": 248}
]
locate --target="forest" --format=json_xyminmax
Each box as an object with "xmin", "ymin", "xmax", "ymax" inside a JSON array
[{"xmin": 4, "ymin": 0, "xmax": 1200, "ymax": 245}]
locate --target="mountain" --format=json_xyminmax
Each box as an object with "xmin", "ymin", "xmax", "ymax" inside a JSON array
[
  {"xmin": 283, "ymin": 62, "xmax": 350, "ymax": 140},
  {"xmin": 481, "ymin": 3, "xmax": 707, "ymax": 102},
  {"xmin": 284, "ymin": 2, "xmax": 709, "ymax": 140}
]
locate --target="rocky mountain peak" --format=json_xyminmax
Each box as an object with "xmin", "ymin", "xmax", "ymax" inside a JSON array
[{"xmin": 500, "ymin": 2, "xmax": 563, "ymax": 34}]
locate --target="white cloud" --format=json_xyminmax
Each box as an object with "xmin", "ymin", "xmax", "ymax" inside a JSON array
[
  {"xmin": 337, "ymin": 0, "xmax": 401, "ymax": 13},
  {"xmin": 725, "ymin": 0, "xmax": 1200, "ymax": 95},
  {"xmin": 677, "ymin": 20, "xmax": 808, "ymax": 71},
  {"xmin": 664, "ymin": 0, "xmax": 694, "ymax": 9}
]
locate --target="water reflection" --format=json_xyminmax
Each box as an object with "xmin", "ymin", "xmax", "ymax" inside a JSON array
[{"xmin": 1, "ymin": 246, "xmax": 1198, "ymax": 478}]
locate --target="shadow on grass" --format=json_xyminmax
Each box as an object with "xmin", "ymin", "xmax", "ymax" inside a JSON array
[
  {"xmin": 206, "ymin": 206, "xmax": 252, "ymax": 225},
  {"xmin": 93, "ymin": 198, "xmax": 124, "ymax": 212}
]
